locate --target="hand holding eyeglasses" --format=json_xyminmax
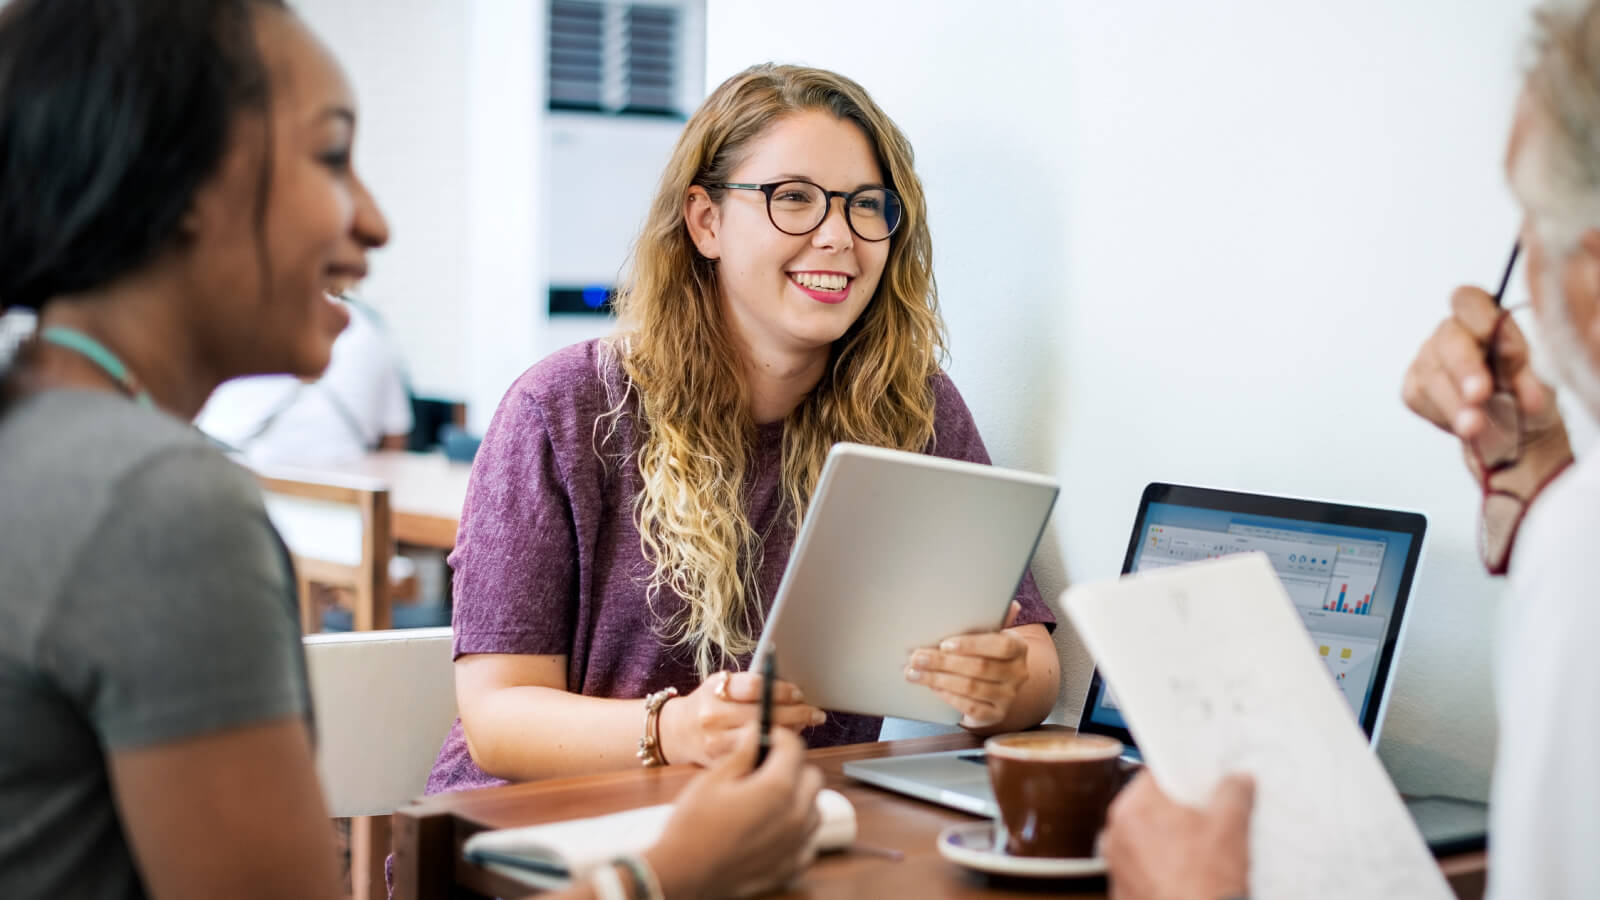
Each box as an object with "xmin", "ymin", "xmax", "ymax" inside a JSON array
[{"xmin": 1401, "ymin": 243, "xmax": 1574, "ymax": 573}]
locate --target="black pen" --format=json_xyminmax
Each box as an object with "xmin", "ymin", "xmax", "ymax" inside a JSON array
[
  {"xmin": 756, "ymin": 652, "xmax": 775, "ymax": 767},
  {"xmin": 1493, "ymin": 240, "xmax": 1521, "ymax": 307}
]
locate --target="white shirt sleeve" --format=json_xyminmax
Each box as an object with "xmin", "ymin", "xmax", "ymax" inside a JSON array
[{"xmin": 377, "ymin": 353, "xmax": 413, "ymax": 439}]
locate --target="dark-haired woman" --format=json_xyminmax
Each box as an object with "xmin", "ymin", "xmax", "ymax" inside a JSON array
[{"xmin": 0, "ymin": 2, "xmax": 822, "ymax": 898}]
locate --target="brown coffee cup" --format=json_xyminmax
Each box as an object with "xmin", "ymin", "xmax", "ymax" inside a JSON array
[{"xmin": 984, "ymin": 732, "xmax": 1126, "ymax": 858}]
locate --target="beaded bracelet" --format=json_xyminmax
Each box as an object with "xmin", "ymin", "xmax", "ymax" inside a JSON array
[{"xmin": 636, "ymin": 686, "xmax": 678, "ymax": 767}]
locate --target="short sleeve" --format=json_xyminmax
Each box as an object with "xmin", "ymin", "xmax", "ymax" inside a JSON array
[
  {"xmin": 40, "ymin": 448, "xmax": 307, "ymax": 750},
  {"xmin": 447, "ymin": 386, "xmax": 581, "ymax": 658},
  {"xmin": 926, "ymin": 375, "xmax": 1056, "ymax": 633}
]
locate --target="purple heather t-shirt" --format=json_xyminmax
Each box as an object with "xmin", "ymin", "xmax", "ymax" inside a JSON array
[{"xmin": 426, "ymin": 340, "xmax": 1054, "ymax": 794}]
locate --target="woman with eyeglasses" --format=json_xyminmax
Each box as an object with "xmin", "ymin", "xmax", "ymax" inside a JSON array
[
  {"xmin": 431, "ymin": 64, "xmax": 1062, "ymax": 797},
  {"xmin": 0, "ymin": 3, "xmax": 825, "ymax": 898}
]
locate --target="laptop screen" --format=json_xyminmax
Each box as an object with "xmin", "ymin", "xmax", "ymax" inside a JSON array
[{"xmin": 1080, "ymin": 483, "xmax": 1427, "ymax": 746}]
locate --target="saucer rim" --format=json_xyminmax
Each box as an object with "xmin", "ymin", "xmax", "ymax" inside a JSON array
[{"xmin": 935, "ymin": 821, "xmax": 1108, "ymax": 878}]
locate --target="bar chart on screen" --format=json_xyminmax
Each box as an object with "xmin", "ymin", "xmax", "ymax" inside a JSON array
[{"xmin": 1322, "ymin": 582, "xmax": 1375, "ymax": 615}]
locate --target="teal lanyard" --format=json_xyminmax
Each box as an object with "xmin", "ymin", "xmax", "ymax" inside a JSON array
[{"xmin": 38, "ymin": 326, "xmax": 155, "ymax": 408}]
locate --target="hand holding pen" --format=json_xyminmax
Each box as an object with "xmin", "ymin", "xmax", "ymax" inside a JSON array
[
  {"xmin": 657, "ymin": 661, "xmax": 823, "ymax": 768},
  {"xmin": 1401, "ymin": 239, "xmax": 1555, "ymax": 443},
  {"xmin": 1400, "ymin": 235, "xmax": 1575, "ymax": 572},
  {"xmin": 757, "ymin": 651, "xmax": 776, "ymax": 767}
]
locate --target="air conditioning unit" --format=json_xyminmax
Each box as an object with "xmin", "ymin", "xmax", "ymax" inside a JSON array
[{"xmin": 540, "ymin": 0, "xmax": 705, "ymax": 355}]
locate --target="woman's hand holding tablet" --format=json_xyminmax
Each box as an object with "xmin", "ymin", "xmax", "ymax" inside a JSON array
[{"xmin": 905, "ymin": 601, "xmax": 1032, "ymax": 728}]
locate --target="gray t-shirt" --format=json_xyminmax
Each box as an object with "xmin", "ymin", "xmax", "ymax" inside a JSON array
[{"xmin": 0, "ymin": 390, "xmax": 309, "ymax": 899}]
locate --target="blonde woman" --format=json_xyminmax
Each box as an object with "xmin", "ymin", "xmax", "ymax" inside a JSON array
[{"xmin": 429, "ymin": 64, "xmax": 1060, "ymax": 792}]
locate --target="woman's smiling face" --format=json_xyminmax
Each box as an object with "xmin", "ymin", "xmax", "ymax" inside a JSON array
[
  {"xmin": 686, "ymin": 110, "xmax": 890, "ymax": 363},
  {"xmin": 182, "ymin": 6, "xmax": 388, "ymax": 380}
]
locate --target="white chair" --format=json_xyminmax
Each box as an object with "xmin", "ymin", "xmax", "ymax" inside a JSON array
[{"xmin": 303, "ymin": 627, "xmax": 456, "ymax": 900}]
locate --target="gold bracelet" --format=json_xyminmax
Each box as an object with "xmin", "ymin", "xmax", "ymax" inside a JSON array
[{"xmin": 636, "ymin": 686, "xmax": 678, "ymax": 767}]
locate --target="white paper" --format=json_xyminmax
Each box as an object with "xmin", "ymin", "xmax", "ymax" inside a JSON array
[
  {"xmin": 1063, "ymin": 552, "xmax": 1450, "ymax": 900},
  {"xmin": 463, "ymin": 787, "xmax": 856, "ymax": 890}
]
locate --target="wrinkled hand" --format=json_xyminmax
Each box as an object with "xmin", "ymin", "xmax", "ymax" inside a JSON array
[
  {"xmin": 1101, "ymin": 771, "xmax": 1253, "ymax": 900},
  {"xmin": 906, "ymin": 601, "xmax": 1029, "ymax": 729},
  {"xmin": 645, "ymin": 725, "xmax": 825, "ymax": 900},
  {"xmin": 1402, "ymin": 286, "xmax": 1562, "ymax": 448},
  {"xmin": 660, "ymin": 670, "xmax": 825, "ymax": 767}
]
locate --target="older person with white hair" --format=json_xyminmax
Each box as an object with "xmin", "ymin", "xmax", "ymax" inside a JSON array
[{"xmin": 1099, "ymin": 3, "xmax": 1600, "ymax": 899}]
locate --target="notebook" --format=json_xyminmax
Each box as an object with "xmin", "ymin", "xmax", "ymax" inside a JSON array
[{"xmin": 463, "ymin": 788, "xmax": 856, "ymax": 892}]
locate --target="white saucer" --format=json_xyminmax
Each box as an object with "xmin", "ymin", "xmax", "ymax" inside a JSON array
[{"xmin": 935, "ymin": 822, "xmax": 1107, "ymax": 878}]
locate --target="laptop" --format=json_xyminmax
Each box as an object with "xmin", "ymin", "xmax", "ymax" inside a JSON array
[{"xmin": 844, "ymin": 483, "xmax": 1478, "ymax": 853}]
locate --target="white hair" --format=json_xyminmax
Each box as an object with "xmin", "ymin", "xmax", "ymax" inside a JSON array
[
  {"xmin": 1512, "ymin": 1, "xmax": 1600, "ymax": 418},
  {"xmin": 1517, "ymin": 4, "xmax": 1600, "ymax": 226}
]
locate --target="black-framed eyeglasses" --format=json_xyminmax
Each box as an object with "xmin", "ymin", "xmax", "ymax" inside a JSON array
[{"xmin": 704, "ymin": 180, "xmax": 903, "ymax": 242}]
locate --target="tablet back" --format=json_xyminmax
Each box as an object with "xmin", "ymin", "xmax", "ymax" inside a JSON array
[{"xmin": 752, "ymin": 443, "xmax": 1058, "ymax": 724}]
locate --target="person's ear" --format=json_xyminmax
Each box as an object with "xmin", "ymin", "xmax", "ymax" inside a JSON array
[
  {"xmin": 176, "ymin": 176, "xmax": 224, "ymax": 245},
  {"xmin": 684, "ymin": 185, "xmax": 721, "ymax": 261}
]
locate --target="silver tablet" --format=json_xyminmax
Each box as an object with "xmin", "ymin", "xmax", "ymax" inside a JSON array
[{"xmin": 751, "ymin": 443, "xmax": 1059, "ymax": 724}]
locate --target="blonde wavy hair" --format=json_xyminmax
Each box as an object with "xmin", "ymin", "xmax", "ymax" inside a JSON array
[{"xmin": 604, "ymin": 63, "xmax": 947, "ymax": 678}]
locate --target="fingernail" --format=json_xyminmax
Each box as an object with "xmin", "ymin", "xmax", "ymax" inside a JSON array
[
  {"xmin": 811, "ymin": 710, "xmax": 827, "ymax": 726},
  {"xmin": 1463, "ymin": 374, "xmax": 1486, "ymax": 397},
  {"xmin": 905, "ymin": 667, "xmax": 923, "ymax": 682},
  {"xmin": 940, "ymin": 639, "xmax": 957, "ymax": 652},
  {"xmin": 1454, "ymin": 409, "xmax": 1477, "ymax": 435},
  {"xmin": 911, "ymin": 651, "xmax": 932, "ymax": 667}
]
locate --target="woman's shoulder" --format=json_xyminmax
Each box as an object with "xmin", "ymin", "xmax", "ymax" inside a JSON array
[
  {"xmin": 484, "ymin": 338, "xmax": 635, "ymax": 464},
  {"xmin": 923, "ymin": 370, "xmax": 988, "ymax": 463},
  {"xmin": 0, "ymin": 391, "xmax": 276, "ymax": 630},
  {"xmin": 501, "ymin": 339, "xmax": 627, "ymax": 420},
  {"xmin": 926, "ymin": 369, "xmax": 976, "ymax": 429},
  {"xmin": 927, "ymin": 369, "xmax": 966, "ymax": 409},
  {"xmin": 3, "ymin": 390, "xmax": 247, "ymax": 495}
]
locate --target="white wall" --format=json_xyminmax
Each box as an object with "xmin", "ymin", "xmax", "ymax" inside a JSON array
[
  {"xmin": 460, "ymin": 0, "xmax": 545, "ymax": 433},
  {"xmin": 708, "ymin": 0, "xmax": 1544, "ymax": 801}
]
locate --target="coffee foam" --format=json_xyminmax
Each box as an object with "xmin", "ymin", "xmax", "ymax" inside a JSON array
[{"xmin": 985, "ymin": 733, "xmax": 1123, "ymax": 762}]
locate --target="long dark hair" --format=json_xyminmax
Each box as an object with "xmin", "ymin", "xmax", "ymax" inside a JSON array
[{"xmin": 0, "ymin": 0, "xmax": 285, "ymax": 406}]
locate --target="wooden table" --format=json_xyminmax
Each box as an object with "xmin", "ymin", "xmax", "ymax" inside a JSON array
[
  {"xmin": 392, "ymin": 734, "xmax": 1489, "ymax": 900},
  {"xmin": 332, "ymin": 450, "xmax": 473, "ymax": 550}
]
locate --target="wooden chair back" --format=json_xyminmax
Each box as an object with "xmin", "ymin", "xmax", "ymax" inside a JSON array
[{"xmin": 258, "ymin": 468, "xmax": 394, "ymax": 632}]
